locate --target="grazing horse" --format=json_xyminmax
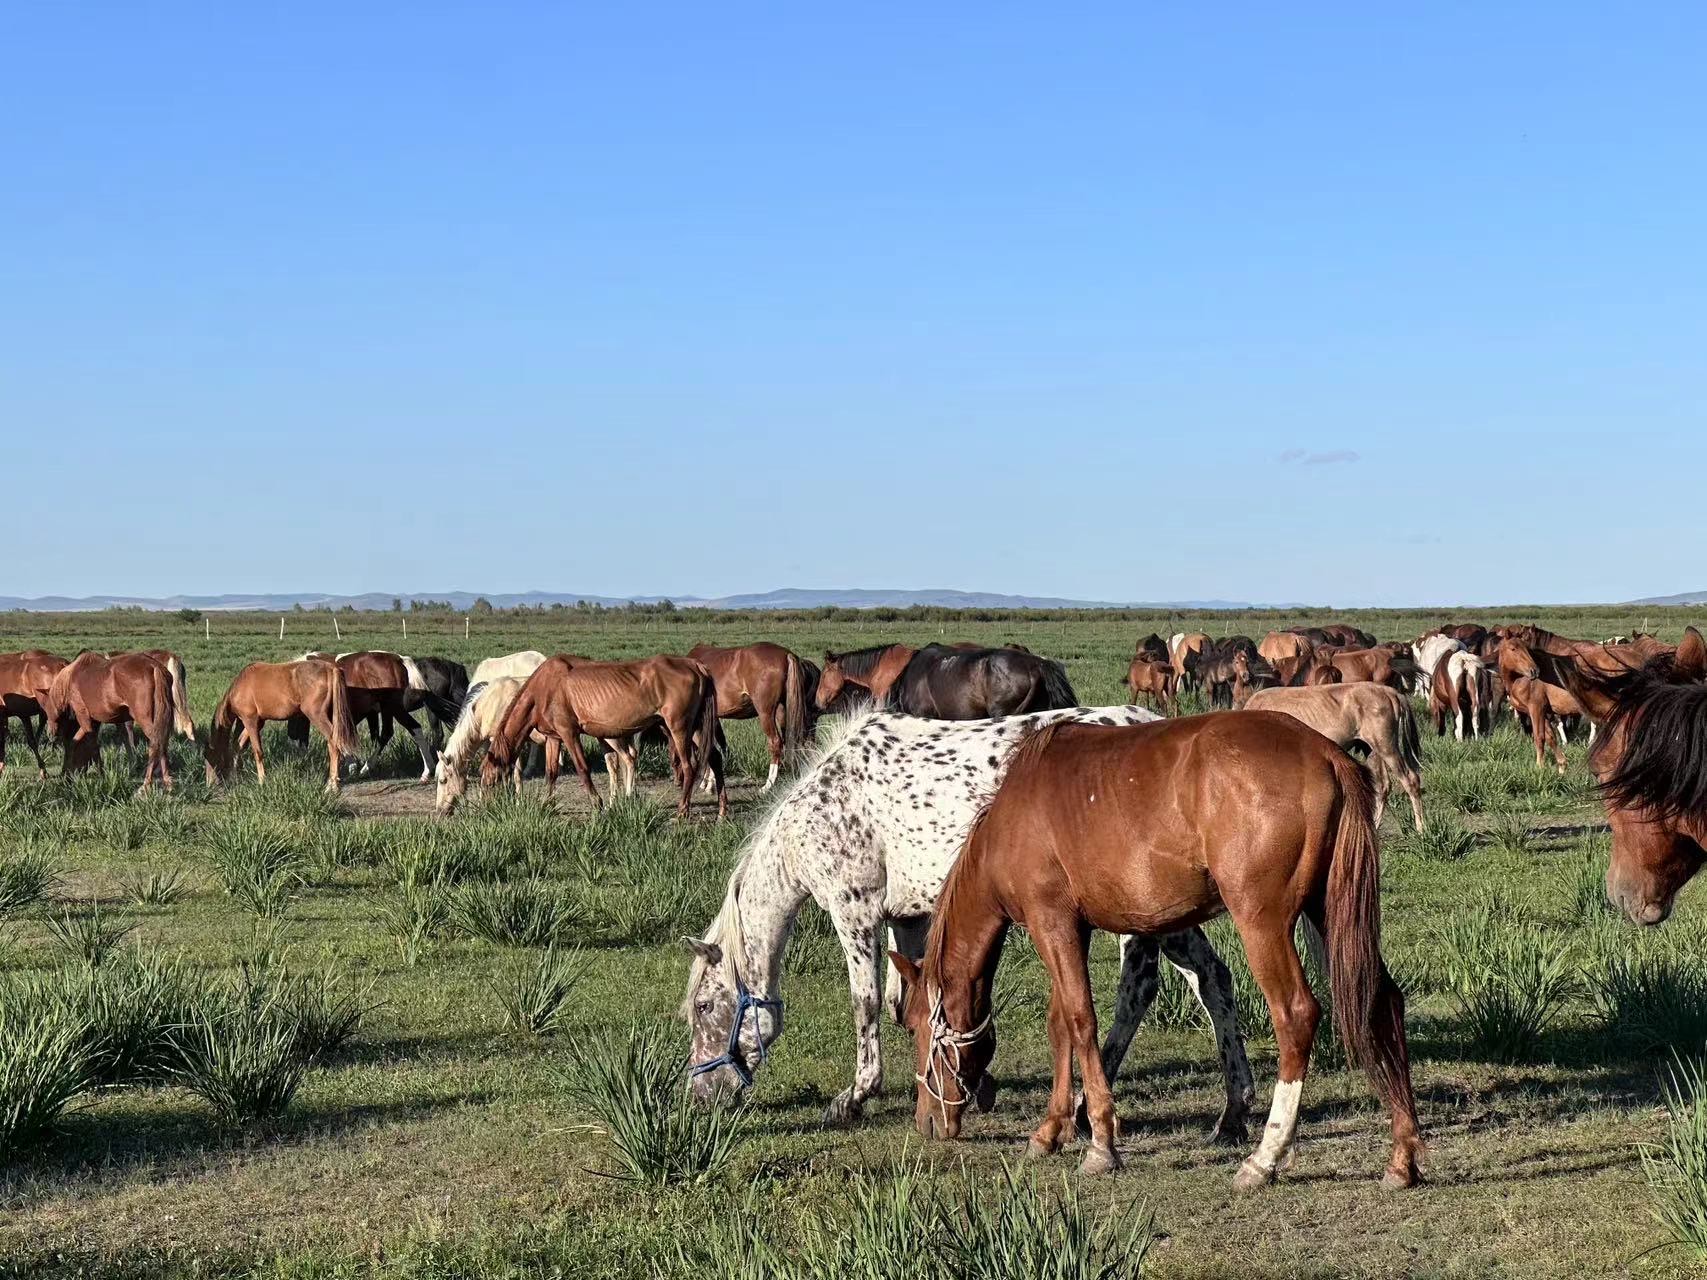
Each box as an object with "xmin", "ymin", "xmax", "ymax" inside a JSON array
[
  {"xmin": 1569, "ymin": 627, "xmax": 1707, "ymax": 925},
  {"xmin": 883, "ymin": 645, "xmax": 1077, "ymax": 718},
  {"xmin": 410, "ymin": 656, "xmax": 470, "ymax": 743},
  {"xmin": 433, "ymin": 674, "xmax": 638, "ymax": 813},
  {"xmin": 1428, "ymin": 650, "xmax": 1490, "ymax": 739},
  {"xmin": 689, "ymin": 642, "xmax": 813, "ymax": 789},
  {"xmin": 470, "ymin": 650, "xmax": 548, "ymax": 686},
  {"xmin": 40, "ymin": 653, "xmax": 177, "ymax": 791},
  {"xmin": 1245, "ymin": 683, "xmax": 1425, "ymax": 831},
  {"xmin": 485, "ymin": 654, "xmax": 724, "ymax": 817},
  {"xmin": 1124, "ymin": 656, "xmax": 1175, "ymax": 712},
  {"xmin": 137, "ymin": 650, "xmax": 195, "ymax": 741},
  {"xmin": 0, "ymin": 650, "xmax": 68, "ymax": 779},
  {"xmin": 1258, "ymin": 631, "xmax": 1311, "ymax": 666},
  {"xmin": 895, "ymin": 713, "xmax": 1422, "ymax": 1189},
  {"xmin": 682, "ymin": 707, "xmax": 1256, "ymax": 1138},
  {"xmin": 1412, "ymin": 634, "xmax": 1466, "ymax": 700},
  {"xmin": 1292, "ymin": 623, "xmax": 1379, "ymax": 649},
  {"xmin": 205, "ymin": 659, "xmax": 357, "ymax": 790},
  {"xmin": 294, "ymin": 651, "xmax": 439, "ymax": 780},
  {"xmin": 1134, "ymin": 633, "xmax": 1170, "ymax": 665},
  {"xmin": 1275, "ymin": 648, "xmax": 1342, "ymax": 688},
  {"xmin": 816, "ymin": 644, "xmax": 917, "ymax": 711},
  {"xmin": 1327, "ymin": 647, "xmax": 1410, "ymax": 690},
  {"xmin": 1169, "ymin": 632, "xmax": 1211, "ymax": 692}
]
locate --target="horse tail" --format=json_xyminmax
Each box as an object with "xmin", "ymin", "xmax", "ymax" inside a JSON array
[
  {"xmin": 1323, "ymin": 750, "xmax": 1419, "ymax": 1139},
  {"xmin": 688, "ymin": 671, "xmax": 721, "ymax": 799},
  {"xmin": 206, "ymin": 688, "xmax": 236, "ymax": 780},
  {"xmin": 1039, "ymin": 657, "xmax": 1079, "ymax": 709},
  {"xmin": 783, "ymin": 651, "xmax": 808, "ymax": 767},
  {"xmin": 147, "ymin": 660, "xmax": 174, "ymax": 751},
  {"xmin": 163, "ymin": 654, "xmax": 195, "ymax": 740},
  {"xmin": 1396, "ymin": 695, "xmax": 1423, "ymax": 777},
  {"xmin": 329, "ymin": 667, "xmax": 357, "ymax": 760}
]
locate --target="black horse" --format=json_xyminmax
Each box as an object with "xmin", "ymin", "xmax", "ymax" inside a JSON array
[
  {"xmin": 1135, "ymin": 632, "xmax": 1170, "ymax": 664},
  {"xmin": 885, "ymin": 644, "xmax": 1077, "ymax": 718}
]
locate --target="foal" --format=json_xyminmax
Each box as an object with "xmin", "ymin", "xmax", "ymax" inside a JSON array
[{"xmin": 899, "ymin": 713, "xmax": 1422, "ymax": 1190}]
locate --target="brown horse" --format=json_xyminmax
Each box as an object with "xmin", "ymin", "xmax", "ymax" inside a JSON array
[
  {"xmin": 894, "ymin": 712, "xmax": 1421, "ymax": 1189},
  {"xmin": 40, "ymin": 652, "xmax": 177, "ymax": 791},
  {"xmin": 688, "ymin": 642, "xmax": 812, "ymax": 789},
  {"xmin": 0, "ymin": 650, "xmax": 68, "ymax": 779},
  {"xmin": 296, "ymin": 651, "xmax": 438, "ymax": 779},
  {"xmin": 485, "ymin": 655, "xmax": 724, "ymax": 817},
  {"xmin": 816, "ymin": 644, "xmax": 916, "ymax": 711},
  {"xmin": 1327, "ymin": 647, "xmax": 1410, "ymax": 689},
  {"xmin": 1245, "ymin": 683, "xmax": 1425, "ymax": 831},
  {"xmin": 1258, "ymin": 630, "xmax": 1312, "ymax": 666},
  {"xmin": 1570, "ymin": 627, "xmax": 1707, "ymax": 925},
  {"xmin": 1275, "ymin": 647, "xmax": 1342, "ymax": 688},
  {"xmin": 1495, "ymin": 638, "xmax": 1567, "ymax": 769},
  {"xmin": 206, "ymin": 660, "xmax": 358, "ymax": 790},
  {"xmin": 1124, "ymin": 656, "xmax": 1175, "ymax": 712}
]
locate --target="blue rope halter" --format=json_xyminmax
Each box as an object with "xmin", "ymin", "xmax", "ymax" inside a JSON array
[{"xmin": 688, "ymin": 980, "xmax": 782, "ymax": 1088}]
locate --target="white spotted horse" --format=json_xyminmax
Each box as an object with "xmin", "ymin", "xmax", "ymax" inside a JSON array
[{"xmin": 682, "ymin": 707, "xmax": 1256, "ymax": 1137}]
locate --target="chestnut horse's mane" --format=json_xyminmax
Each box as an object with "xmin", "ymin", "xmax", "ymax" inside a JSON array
[
  {"xmin": 825, "ymin": 644, "xmax": 903, "ymax": 681},
  {"xmin": 1591, "ymin": 653, "xmax": 1707, "ymax": 823}
]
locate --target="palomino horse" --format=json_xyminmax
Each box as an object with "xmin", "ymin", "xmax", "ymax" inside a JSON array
[
  {"xmin": 433, "ymin": 674, "xmax": 638, "ymax": 813},
  {"xmin": 1568, "ymin": 627, "xmax": 1707, "ymax": 925},
  {"xmin": 683, "ymin": 707, "xmax": 1256, "ymax": 1137},
  {"xmin": 485, "ymin": 655, "xmax": 724, "ymax": 817},
  {"xmin": 40, "ymin": 653, "xmax": 178, "ymax": 791},
  {"xmin": 816, "ymin": 644, "xmax": 1076, "ymax": 718},
  {"xmin": 205, "ymin": 659, "xmax": 358, "ymax": 790},
  {"xmin": 895, "ymin": 712, "xmax": 1422, "ymax": 1189},
  {"xmin": 295, "ymin": 651, "xmax": 439, "ymax": 780},
  {"xmin": 689, "ymin": 642, "xmax": 813, "ymax": 789},
  {"xmin": 1124, "ymin": 656, "xmax": 1175, "ymax": 712},
  {"xmin": 1244, "ymin": 683, "xmax": 1425, "ymax": 830},
  {"xmin": 1428, "ymin": 650, "xmax": 1490, "ymax": 739},
  {"xmin": 0, "ymin": 650, "xmax": 68, "ymax": 779}
]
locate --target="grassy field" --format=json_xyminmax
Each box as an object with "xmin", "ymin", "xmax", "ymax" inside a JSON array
[{"xmin": 4, "ymin": 605, "xmax": 1707, "ymax": 1279}]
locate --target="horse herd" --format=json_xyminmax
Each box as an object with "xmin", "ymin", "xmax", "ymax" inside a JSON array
[{"xmin": 4, "ymin": 621, "xmax": 1707, "ymax": 1191}]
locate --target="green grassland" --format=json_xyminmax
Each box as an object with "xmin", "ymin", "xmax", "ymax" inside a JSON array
[{"xmin": 3, "ymin": 605, "xmax": 1707, "ymax": 1279}]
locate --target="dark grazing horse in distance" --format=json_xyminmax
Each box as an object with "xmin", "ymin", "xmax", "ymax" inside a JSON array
[{"xmin": 816, "ymin": 643, "xmax": 1077, "ymax": 719}]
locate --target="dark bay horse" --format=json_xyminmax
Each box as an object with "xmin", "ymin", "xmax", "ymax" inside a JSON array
[
  {"xmin": 1134, "ymin": 633, "xmax": 1170, "ymax": 665},
  {"xmin": 1571, "ymin": 627, "xmax": 1707, "ymax": 925},
  {"xmin": 817, "ymin": 644, "xmax": 1076, "ymax": 718},
  {"xmin": 484, "ymin": 654, "xmax": 725, "ymax": 817},
  {"xmin": 689, "ymin": 642, "xmax": 814, "ymax": 788},
  {"xmin": 0, "ymin": 649, "xmax": 68, "ymax": 779},
  {"xmin": 206, "ymin": 659, "xmax": 358, "ymax": 791},
  {"xmin": 894, "ymin": 712, "xmax": 1421, "ymax": 1189}
]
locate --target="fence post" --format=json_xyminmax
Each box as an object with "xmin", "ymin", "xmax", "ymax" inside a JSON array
[
  {"xmin": 279, "ymin": 616, "xmax": 285, "ymax": 640},
  {"xmin": 333, "ymin": 615, "xmax": 341, "ymax": 642}
]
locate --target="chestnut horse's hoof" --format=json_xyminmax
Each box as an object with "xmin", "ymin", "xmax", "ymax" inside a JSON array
[
  {"xmin": 1233, "ymin": 1157, "xmax": 1277, "ymax": 1192},
  {"xmin": 1381, "ymin": 1163, "xmax": 1423, "ymax": 1191},
  {"xmin": 1079, "ymin": 1144, "xmax": 1121, "ymax": 1177},
  {"xmin": 1026, "ymin": 1136, "xmax": 1057, "ymax": 1161}
]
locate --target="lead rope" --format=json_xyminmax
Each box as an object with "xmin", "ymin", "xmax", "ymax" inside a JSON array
[{"xmin": 914, "ymin": 985, "xmax": 993, "ymax": 1130}]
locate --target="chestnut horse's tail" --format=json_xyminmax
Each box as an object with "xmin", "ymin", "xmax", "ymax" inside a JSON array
[
  {"xmin": 488, "ymin": 667, "xmax": 546, "ymax": 771},
  {"xmin": 146, "ymin": 659, "xmax": 174, "ymax": 752},
  {"xmin": 161, "ymin": 655, "xmax": 195, "ymax": 740},
  {"xmin": 205, "ymin": 688, "xmax": 237, "ymax": 781},
  {"xmin": 782, "ymin": 651, "xmax": 808, "ymax": 768},
  {"xmin": 687, "ymin": 671, "xmax": 721, "ymax": 800},
  {"xmin": 328, "ymin": 667, "xmax": 357, "ymax": 761},
  {"xmin": 1323, "ymin": 752, "xmax": 1419, "ymax": 1135}
]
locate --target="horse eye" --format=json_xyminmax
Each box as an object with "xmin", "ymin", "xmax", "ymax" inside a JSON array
[{"xmin": 696, "ymin": 1001, "xmax": 713, "ymax": 1015}]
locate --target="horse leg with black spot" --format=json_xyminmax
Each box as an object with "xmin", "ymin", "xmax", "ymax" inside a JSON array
[{"xmin": 826, "ymin": 912, "xmax": 886, "ymax": 1126}]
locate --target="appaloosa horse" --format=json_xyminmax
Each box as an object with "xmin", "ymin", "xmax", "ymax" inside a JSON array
[
  {"xmin": 689, "ymin": 642, "xmax": 814, "ymax": 788},
  {"xmin": 683, "ymin": 707, "xmax": 1256, "ymax": 1138},
  {"xmin": 897, "ymin": 712, "xmax": 1422, "ymax": 1190},
  {"xmin": 0, "ymin": 650, "xmax": 68, "ymax": 779}
]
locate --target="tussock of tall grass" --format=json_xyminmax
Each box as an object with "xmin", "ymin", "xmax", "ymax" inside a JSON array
[
  {"xmin": 378, "ymin": 879, "xmax": 452, "ymax": 966},
  {"xmin": 1589, "ymin": 949, "xmax": 1707, "ymax": 1053},
  {"xmin": 489, "ymin": 946, "xmax": 586, "ymax": 1036},
  {"xmin": 204, "ymin": 814, "xmax": 301, "ymax": 917},
  {"xmin": 1644, "ymin": 1055, "xmax": 1707, "ymax": 1259},
  {"xmin": 0, "ymin": 998, "xmax": 96, "ymax": 1159},
  {"xmin": 1562, "ymin": 837, "xmax": 1615, "ymax": 926},
  {"xmin": 687, "ymin": 1158, "xmax": 1155, "ymax": 1280},
  {"xmin": 1437, "ymin": 902, "xmax": 1577, "ymax": 1061},
  {"xmin": 44, "ymin": 904, "xmax": 136, "ymax": 968},
  {"xmin": 116, "ymin": 865, "xmax": 190, "ymax": 907},
  {"xmin": 448, "ymin": 878, "xmax": 590, "ymax": 948},
  {"xmin": 0, "ymin": 840, "xmax": 58, "ymax": 917},
  {"xmin": 1387, "ymin": 814, "xmax": 1475, "ymax": 861},
  {"xmin": 562, "ymin": 1023, "xmax": 749, "ymax": 1186}
]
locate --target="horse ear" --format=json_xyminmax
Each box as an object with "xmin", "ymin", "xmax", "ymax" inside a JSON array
[
  {"xmin": 681, "ymin": 938, "xmax": 722, "ymax": 965},
  {"xmin": 1678, "ymin": 628, "xmax": 1707, "ymax": 680},
  {"xmin": 888, "ymin": 951, "xmax": 922, "ymax": 987}
]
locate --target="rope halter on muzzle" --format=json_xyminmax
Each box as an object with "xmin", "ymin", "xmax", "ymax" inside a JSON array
[{"xmin": 915, "ymin": 985, "xmax": 993, "ymax": 1130}]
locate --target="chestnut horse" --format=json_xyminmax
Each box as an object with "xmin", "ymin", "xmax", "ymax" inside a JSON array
[
  {"xmin": 0, "ymin": 650, "xmax": 68, "ymax": 779},
  {"xmin": 206, "ymin": 659, "xmax": 358, "ymax": 790},
  {"xmin": 1327, "ymin": 647, "xmax": 1410, "ymax": 690},
  {"xmin": 296, "ymin": 651, "xmax": 439, "ymax": 780},
  {"xmin": 485, "ymin": 654, "xmax": 725, "ymax": 817},
  {"xmin": 1571, "ymin": 627, "xmax": 1707, "ymax": 925},
  {"xmin": 1124, "ymin": 656, "xmax": 1175, "ymax": 712},
  {"xmin": 688, "ymin": 642, "xmax": 813, "ymax": 789},
  {"xmin": 40, "ymin": 652, "xmax": 177, "ymax": 791},
  {"xmin": 1245, "ymin": 683, "xmax": 1425, "ymax": 831},
  {"xmin": 895, "ymin": 712, "xmax": 1421, "ymax": 1189},
  {"xmin": 1258, "ymin": 630, "xmax": 1311, "ymax": 666}
]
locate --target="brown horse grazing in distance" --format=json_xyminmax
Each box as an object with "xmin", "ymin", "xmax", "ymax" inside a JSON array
[
  {"xmin": 1327, "ymin": 647, "xmax": 1410, "ymax": 690},
  {"xmin": 688, "ymin": 642, "xmax": 813, "ymax": 789},
  {"xmin": 1124, "ymin": 656, "xmax": 1175, "ymax": 711},
  {"xmin": 1245, "ymin": 684, "xmax": 1426, "ymax": 831},
  {"xmin": 894, "ymin": 713, "xmax": 1422, "ymax": 1189},
  {"xmin": 1134, "ymin": 633, "xmax": 1170, "ymax": 665},
  {"xmin": 816, "ymin": 645, "xmax": 917, "ymax": 712},
  {"xmin": 40, "ymin": 653, "xmax": 177, "ymax": 791},
  {"xmin": 485, "ymin": 655, "xmax": 725, "ymax": 818},
  {"xmin": 1568, "ymin": 627, "xmax": 1707, "ymax": 925},
  {"xmin": 0, "ymin": 650, "xmax": 69, "ymax": 779},
  {"xmin": 206, "ymin": 660, "xmax": 358, "ymax": 790},
  {"xmin": 1169, "ymin": 632, "xmax": 1211, "ymax": 691},
  {"xmin": 1258, "ymin": 631, "xmax": 1311, "ymax": 666},
  {"xmin": 297, "ymin": 651, "xmax": 439, "ymax": 780}
]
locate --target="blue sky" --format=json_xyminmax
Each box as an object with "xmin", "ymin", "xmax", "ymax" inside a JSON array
[{"xmin": 4, "ymin": 4, "xmax": 1704, "ymax": 606}]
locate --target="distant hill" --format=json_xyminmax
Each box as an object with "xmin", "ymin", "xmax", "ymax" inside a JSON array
[
  {"xmin": 1628, "ymin": 590, "xmax": 1707, "ymax": 606},
  {"xmin": 0, "ymin": 588, "xmax": 1290, "ymax": 613}
]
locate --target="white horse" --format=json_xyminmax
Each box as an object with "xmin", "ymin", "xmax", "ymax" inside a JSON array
[
  {"xmin": 432, "ymin": 670, "xmax": 638, "ymax": 813},
  {"xmin": 1411, "ymin": 634, "xmax": 1466, "ymax": 699},
  {"xmin": 470, "ymin": 650, "xmax": 548, "ymax": 686},
  {"xmin": 682, "ymin": 708, "xmax": 1256, "ymax": 1138}
]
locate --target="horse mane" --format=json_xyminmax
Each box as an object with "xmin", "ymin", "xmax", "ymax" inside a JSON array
[
  {"xmin": 825, "ymin": 644, "xmax": 899, "ymax": 681},
  {"xmin": 1591, "ymin": 654, "xmax": 1707, "ymax": 822}
]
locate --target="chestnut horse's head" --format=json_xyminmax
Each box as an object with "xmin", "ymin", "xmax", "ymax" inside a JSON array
[
  {"xmin": 1587, "ymin": 627, "xmax": 1707, "ymax": 925},
  {"xmin": 815, "ymin": 652, "xmax": 851, "ymax": 711},
  {"xmin": 892, "ymin": 952, "xmax": 996, "ymax": 1140}
]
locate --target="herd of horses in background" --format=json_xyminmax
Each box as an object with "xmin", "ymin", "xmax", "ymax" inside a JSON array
[{"xmin": 4, "ymin": 616, "xmax": 1707, "ymax": 1188}]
